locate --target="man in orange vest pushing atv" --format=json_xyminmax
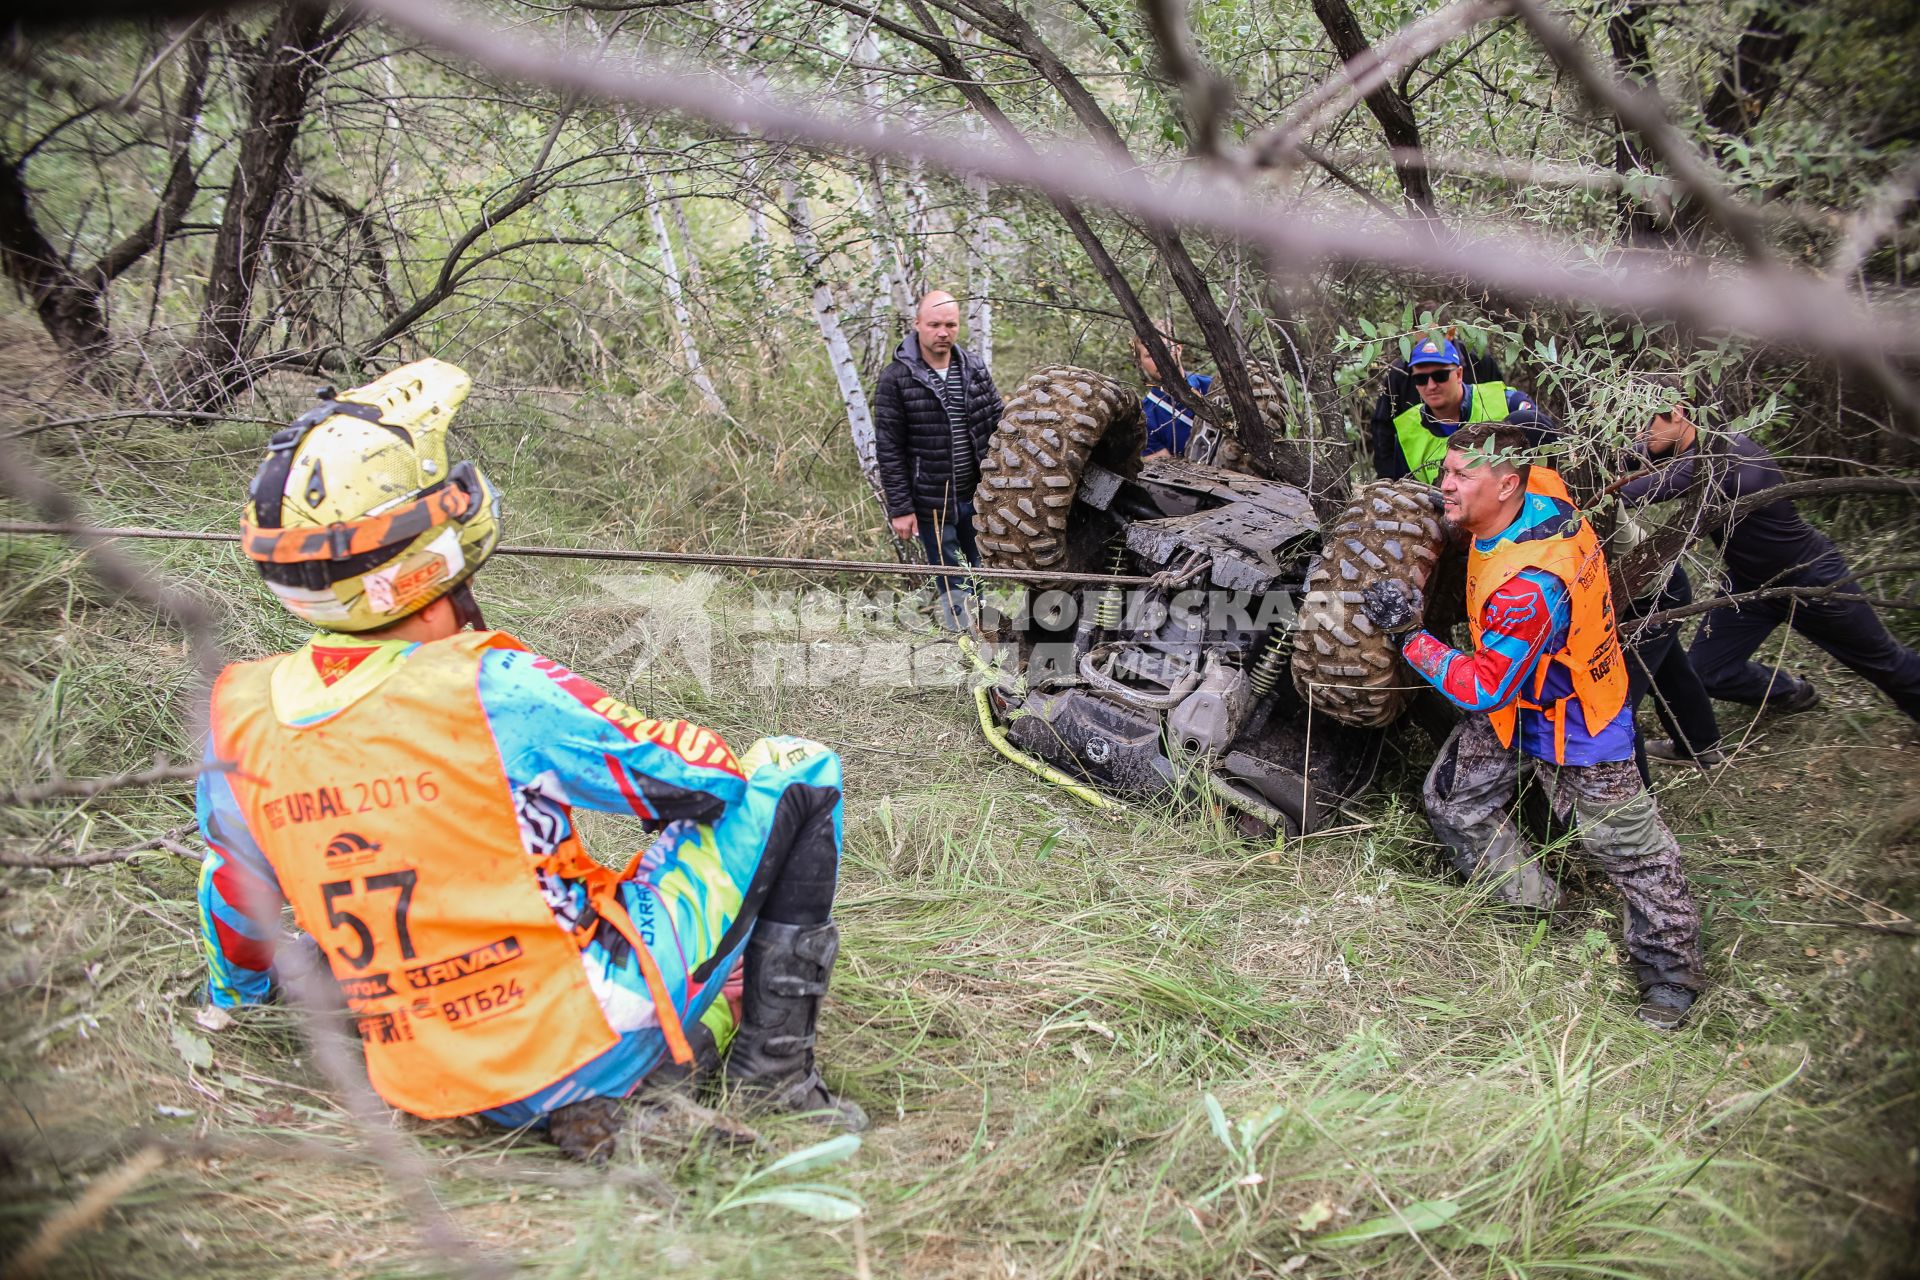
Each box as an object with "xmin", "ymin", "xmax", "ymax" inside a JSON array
[
  {"xmin": 1359, "ymin": 420, "xmax": 1706, "ymax": 1030},
  {"xmin": 196, "ymin": 359, "xmax": 865, "ymax": 1159}
]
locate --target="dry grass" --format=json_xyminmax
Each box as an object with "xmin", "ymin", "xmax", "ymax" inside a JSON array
[{"xmin": 2, "ymin": 318, "xmax": 1917, "ymax": 1278}]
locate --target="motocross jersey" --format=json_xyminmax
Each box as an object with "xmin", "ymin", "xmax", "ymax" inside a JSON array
[
  {"xmin": 197, "ymin": 630, "xmax": 829, "ymax": 1117},
  {"xmin": 1402, "ymin": 470, "xmax": 1634, "ymax": 765}
]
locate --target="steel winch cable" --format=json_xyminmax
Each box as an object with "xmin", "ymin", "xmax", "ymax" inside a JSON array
[{"xmin": 0, "ymin": 520, "xmax": 1164, "ymax": 588}]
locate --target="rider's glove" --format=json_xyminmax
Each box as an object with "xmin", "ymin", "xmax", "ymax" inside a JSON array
[{"xmin": 1360, "ymin": 579, "xmax": 1425, "ymax": 642}]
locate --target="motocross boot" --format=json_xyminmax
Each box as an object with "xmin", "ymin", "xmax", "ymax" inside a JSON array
[
  {"xmin": 723, "ymin": 921, "xmax": 867, "ymax": 1132},
  {"xmin": 548, "ymin": 1096, "xmax": 624, "ymax": 1163}
]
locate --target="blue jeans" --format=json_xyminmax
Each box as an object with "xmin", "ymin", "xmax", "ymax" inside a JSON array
[{"xmin": 916, "ymin": 501, "xmax": 979, "ymax": 601}]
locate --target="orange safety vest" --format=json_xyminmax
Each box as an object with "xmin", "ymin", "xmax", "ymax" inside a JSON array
[
  {"xmin": 1464, "ymin": 467, "xmax": 1629, "ymax": 764},
  {"xmin": 210, "ymin": 630, "xmax": 693, "ymax": 1119}
]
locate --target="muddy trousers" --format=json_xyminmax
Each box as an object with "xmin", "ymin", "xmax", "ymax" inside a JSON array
[{"xmin": 1422, "ymin": 715, "xmax": 1704, "ymax": 992}]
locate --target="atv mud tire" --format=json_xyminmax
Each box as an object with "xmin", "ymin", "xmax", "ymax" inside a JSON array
[
  {"xmin": 973, "ymin": 365, "xmax": 1142, "ymax": 573},
  {"xmin": 1290, "ymin": 479, "xmax": 1451, "ymax": 728}
]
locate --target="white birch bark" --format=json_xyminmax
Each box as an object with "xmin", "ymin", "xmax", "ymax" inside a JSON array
[
  {"xmin": 963, "ymin": 120, "xmax": 995, "ymax": 373},
  {"xmin": 618, "ymin": 114, "xmax": 724, "ymax": 415},
  {"xmin": 742, "ymin": 150, "xmax": 775, "ymax": 300},
  {"xmin": 850, "ymin": 19, "xmax": 907, "ymax": 363},
  {"xmin": 781, "ymin": 158, "xmax": 884, "ymax": 515},
  {"xmin": 584, "ymin": 9, "xmax": 720, "ymax": 410},
  {"xmin": 854, "ymin": 173, "xmax": 897, "ymax": 368},
  {"xmin": 903, "ymin": 150, "xmax": 929, "ymax": 299},
  {"xmin": 665, "ymin": 172, "xmax": 707, "ymax": 298}
]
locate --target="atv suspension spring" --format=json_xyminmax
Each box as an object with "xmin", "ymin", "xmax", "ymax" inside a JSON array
[
  {"xmin": 1094, "ymin": 544, "xmax": 1129, "ymax": 630},
  {"xmin": 1248, "ymin": 633, "xmax": 1288, "ymax": 698}
]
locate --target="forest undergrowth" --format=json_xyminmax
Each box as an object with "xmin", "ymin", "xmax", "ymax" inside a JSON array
[{"xmin": 1, "ymin": 315, "xmax": 1917, "ymax": 1279}]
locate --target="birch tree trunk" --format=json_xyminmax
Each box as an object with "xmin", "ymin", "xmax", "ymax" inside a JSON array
[
  {"xmin": 745, "ymin": 178, "xmax": 775, "ymax": 299},
  {"xmin": 963, "ymin": 121, "xmax": 995, "ymax": 373},
  {"xmin": 903, "ymin": 161, "xmax": 929, "ymax": 298},
  {"xmin": 621, "ymin": 117, "xmax": 725, "ymax": 414},
  {"xmin": 850, "ymin": 18, "xmax": 906, "ymax": 370},
  {"xmin": 588, "ymin": 7, "xmax": 722, "ymax": 406},
  {"xmin": 665, "ymin": 172, "xmax": 708, "ymax": 298},
  {"xmin": 781, "ymin": 157, "xmax": 886, "ymax": 523},
  {"xmin": 900, "ymin": 106, "xmax": 930, "ymax": 300},
  {"xmin": 854, "ymin": 173, "xmax": 898, "ymax": 373}
]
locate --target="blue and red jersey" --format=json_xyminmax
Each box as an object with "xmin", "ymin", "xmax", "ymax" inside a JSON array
[{"xmin": 1401, "ymin": 491, "xmax": 1635, "ymax": 764}]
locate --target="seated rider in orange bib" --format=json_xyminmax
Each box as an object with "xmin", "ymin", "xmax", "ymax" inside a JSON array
[
  {"xmin": 197, "ymin": 360, "xmax": 864, "ymax": 1159},
  {"xmin": 1359, "ymin": 420, "xmax": 1706, "ymax": 1030}
]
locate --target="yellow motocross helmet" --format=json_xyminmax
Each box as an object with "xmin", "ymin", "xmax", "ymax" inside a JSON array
[{"xmin": 241, "ymin": 358, "xmax": 502, "ymax": 632}]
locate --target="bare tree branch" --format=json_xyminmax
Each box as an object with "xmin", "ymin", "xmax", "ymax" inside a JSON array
[
  {"xmin": 1138, "ymin": 0, "xmax": 1234, "ymax": 159},
  {"xmin": 355, "ymin": 106, "xmax": 576, "ymax": 356},
  {"xmin": 1, "ymin": 759, "xmax": 231, "ymax": 808},
  {"xmin": 1643, "ymin": 580, "xmax": 1920, "ymax": 628},
  {"xmin": 1507, "ymin": 0, "xmax": 1772, "ymax": 261},
  {"xmin": 0, "ymin": 827, "xmax": 198, "ymax": 870},
  {"xmin": 1254, "ymin": 0, "xmax": 1510, "ymax": 166},
  {"xmin": 1309, "ymin": 0, "xmax": 1439, "ymax": 218},
  {"xmin": 1830, "ymin": 154, "xmax": 1920, "ymax": 280},
  {"xmin": 347, "ymin": 0, "xmax": 1920, "ymax": 383}
]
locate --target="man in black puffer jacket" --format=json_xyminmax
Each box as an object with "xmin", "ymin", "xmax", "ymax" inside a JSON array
[{"xmin": 873, "ymin": 291, "xmax": 1004, "ymax": 619}]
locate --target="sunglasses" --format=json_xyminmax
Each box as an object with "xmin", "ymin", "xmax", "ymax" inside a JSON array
[{"xmin": 1409, "ymin": 368, "xmax": 1457, "ymax": 387}]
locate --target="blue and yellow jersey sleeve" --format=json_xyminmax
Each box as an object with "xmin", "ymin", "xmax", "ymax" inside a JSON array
[
  {"xmin": 474, "ymin": 647, "xmax": 747, "ymax": 824},
  {"xmin": 197, "ymin": 736, "xmax": 287, "ymax": 1007}
]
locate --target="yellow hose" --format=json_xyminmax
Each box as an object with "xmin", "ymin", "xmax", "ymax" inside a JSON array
[
  {"xmin": 970, "ymin": 682, "xmax": 1119, "ymax": 811},
  {"xmin": 957, "ymin": 635, "xmax": 1278, "ymax": 828}
]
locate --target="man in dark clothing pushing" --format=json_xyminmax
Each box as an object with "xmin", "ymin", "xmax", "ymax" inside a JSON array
[
  {"xmin": 1617, "ymin": 392, "xmax": 1920, "ymax": 731},
  {"xmin": 873, "ymin": 290, "xmax": 1004, "ymax": 622}
]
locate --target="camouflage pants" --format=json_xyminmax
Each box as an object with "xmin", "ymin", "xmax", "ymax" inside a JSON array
[{"xmin": 1422, "ymin": 714, "xmax": 1704, "ymax": 991}]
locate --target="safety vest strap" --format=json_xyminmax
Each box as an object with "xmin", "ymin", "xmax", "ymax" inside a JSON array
[
  {"xmin": 1391, "ymin": 380, "xmax": 1511, "ymax": 483},
  {"xmin": 534, "ymin": 845, "xmax": 696, "ymax": 1066}
]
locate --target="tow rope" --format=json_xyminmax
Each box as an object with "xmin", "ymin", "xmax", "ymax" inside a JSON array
[{"xmin": 0, "ymin": 521, "xmax": 1160, "ymax": 588}]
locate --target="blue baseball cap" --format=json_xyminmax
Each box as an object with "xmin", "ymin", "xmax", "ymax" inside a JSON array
[{"xmin": 1408, "ymin": 337, "xmax": 1462, "ymax": 368}]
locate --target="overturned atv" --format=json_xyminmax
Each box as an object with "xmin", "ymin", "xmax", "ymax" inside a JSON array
[{"xmin": 964, "ymin": 364, "xmax": 1454, "ymax": 836}]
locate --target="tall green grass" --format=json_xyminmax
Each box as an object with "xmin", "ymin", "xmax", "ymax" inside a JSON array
[{"xmin": 1, "ymin": 319, "xmax": 1916, "ymax": 1278}]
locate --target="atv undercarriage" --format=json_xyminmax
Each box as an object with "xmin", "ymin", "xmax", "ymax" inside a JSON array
[{"xmin": 966, "ymin": 365, "xmax": 1454, "ymax": 837}]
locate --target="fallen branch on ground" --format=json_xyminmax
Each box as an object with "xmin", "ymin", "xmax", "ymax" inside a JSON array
[
  {"xmin": 5, "ymin": 1146, "xmax": 165, "ymax": 1279},
  {"xmin": 0, "ymin": 826, "xmax": 197, "ymax": 869},
  {"xmin": 1, "ymin": 759, "xmax": 232, "ymax": 807}
]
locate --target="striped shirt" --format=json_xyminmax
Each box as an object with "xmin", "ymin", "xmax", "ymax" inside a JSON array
[{"xmin": 931, "ymin": 360, "xmax": 977, "ymax": 500}]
